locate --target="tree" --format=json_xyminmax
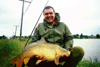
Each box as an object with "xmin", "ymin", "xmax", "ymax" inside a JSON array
[
  {"xmin": 0, "ymin": 35, "xmax": 8, "ymax": 39},
  {"xmin": 80, "ymin": 33, "xmax": 83, "ymax": 39},
  {"xmin": 23, "ymin": 36, "xmax": 28, "ymax": 39},
  {"xmin": 73, "ymin": 34, "xmax": 79, "ymax": 38},
  {"xmin": 96, "ymin": 34, "xmax": 100, "ymax": 38}
]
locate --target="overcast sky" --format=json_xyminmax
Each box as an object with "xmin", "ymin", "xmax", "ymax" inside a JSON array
[{"xmin": 0, "ymin": 0, "xmax": 100, "ymax": 38}]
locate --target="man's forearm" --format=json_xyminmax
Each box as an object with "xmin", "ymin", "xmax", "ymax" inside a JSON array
[{"xmin": 65, "ymin": 39, "xmax": 73, "ymax": 50}]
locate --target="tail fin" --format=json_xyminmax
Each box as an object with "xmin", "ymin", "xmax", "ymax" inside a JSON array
[
  {"xmin": 16, "ymin": 60, "xmax": 23, "ymax": 67},
  {"xmin": 11, "ymin": 56, "xmax": 23, "ymax": 67},
  {"xmin": 11, "ymin": 56, "xmax": 20, "ymax": 64}
]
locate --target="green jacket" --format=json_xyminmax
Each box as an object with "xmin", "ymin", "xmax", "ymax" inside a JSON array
[{"xmin": 32, "ymin": 13, "xmax": 73, "ymax": 50}]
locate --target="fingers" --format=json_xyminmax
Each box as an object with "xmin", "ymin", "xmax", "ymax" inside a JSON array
[
  {"xmin": 35, "ymin": 55, "xmax": 44, "ymax": 59},
  {"xmin": 35, "ymin": 55, "xmax": 40, "ymax": 58},
  {"xmin": 42, "ymin": 58, "xmax": 46, "ymax": 61},
  {"xmin": 60, "ymin": 55, "xmax": 65, "ymax": 58},
  {"xmin": 39, "ymin": 56, "xmax": 44, "ymax": 59},
  {"xmin": 35, "ymin": 55, "xmax": 48, "ymax": 63},
  {"xmin": 60, "ymin": 54, "xmax": 70, "ymax": 58},
  {"xmin": 65, "ymin": 55, "xmax": 70, "ymax": 57},
  {"xmin": 35, "ymin": 55, "xmax": 46, "ymax": 61}
]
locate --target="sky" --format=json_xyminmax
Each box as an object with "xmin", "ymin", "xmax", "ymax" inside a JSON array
[{"xmin": 0, "ymin": 0, "xmax": 100, "ymax": 38}]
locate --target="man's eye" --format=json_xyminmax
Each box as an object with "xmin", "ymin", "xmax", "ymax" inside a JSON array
[
  {"xmin": 45, "ymin": 13, "xmax": 48, "ymax": 15},
  {"xmin": 50, "ymin": 13, "xmax": 53, "ymax": 14}
]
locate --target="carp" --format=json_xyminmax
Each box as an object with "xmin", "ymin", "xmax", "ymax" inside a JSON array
[{"xmin": 11, "ymin": 38, "xmax": 70, "ymax": 66}]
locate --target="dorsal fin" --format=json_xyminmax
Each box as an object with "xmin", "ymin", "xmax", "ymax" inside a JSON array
[
  {"xmin": 37, "ymin": 37, "xmax": 47, "ymax": 43},
  {"xmin": 23, "ymin": 37, "xmax": 47, "ymax": 51}
]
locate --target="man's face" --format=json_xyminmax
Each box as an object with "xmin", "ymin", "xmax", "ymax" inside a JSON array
[{"xmin": 43, "ymin": 8, "xmax": 55, "ymax": 24}]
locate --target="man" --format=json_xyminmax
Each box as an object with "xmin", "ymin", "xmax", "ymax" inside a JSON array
[{"xmin": 26, "ymin": 6, "xmax": 84, "ymax": 67}]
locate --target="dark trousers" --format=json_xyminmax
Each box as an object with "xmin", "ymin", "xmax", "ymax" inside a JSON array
[{"xmin": 22, "ymin": 46, "xmax": 84, "ymax": 67}]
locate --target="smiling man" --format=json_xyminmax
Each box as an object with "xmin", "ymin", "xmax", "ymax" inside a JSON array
[
  {"xmin": 25, "ymin": 6, "xmax": 84, "ymax": 67},
  {"xmin": 31, "ymin": 6, "xmax": 73, "ymax": 50},
  {"xmin": 43, "ymin": 7, "xmax": 56, "ymax": 25}
]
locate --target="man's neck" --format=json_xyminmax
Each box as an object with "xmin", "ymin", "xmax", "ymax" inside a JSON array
[
  {"xmin": 49, "ymin": 19, "xmax": 57, "ymax": 26},
  {"xmin": 49, "ymin": 22, "xmax": 54, "ymax": 25}
]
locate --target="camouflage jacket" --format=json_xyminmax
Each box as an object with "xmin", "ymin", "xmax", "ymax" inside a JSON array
[{"xmin": 32, "ymin": 13, "xmax": 73, "ymax": 50}]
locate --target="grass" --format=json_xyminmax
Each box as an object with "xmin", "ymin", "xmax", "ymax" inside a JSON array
[
  {"xmin": 0, "ymin": 39, "xmax": 100, "ymax": 67},
  {"xmin": 76, "ymin": 57, "xmax": 100, "ymax": 67},
  {"xmin": 0, "ymin": 39, "xmax": 25, "ymax": 67}
]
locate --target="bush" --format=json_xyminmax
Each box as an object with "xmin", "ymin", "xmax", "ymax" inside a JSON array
[{"xmin": 0, "ymin": 39, "xmax": 25, "ymax": 67}]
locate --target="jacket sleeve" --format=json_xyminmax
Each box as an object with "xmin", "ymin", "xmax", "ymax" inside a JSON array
[
  {"xmin": 63, "ymin": 24, "xmax": 73, "ymax": 50},
  {"xmin": 31, "ymin": 25, "xmax": 41, "ymax": 42}
]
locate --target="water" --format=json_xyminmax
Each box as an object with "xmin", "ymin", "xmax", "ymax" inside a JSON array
[{"xmin": 73, "ymin": 39, "xmax": 100, "ymax": 61}]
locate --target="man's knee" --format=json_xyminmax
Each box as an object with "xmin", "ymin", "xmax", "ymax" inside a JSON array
[
  {"xmin": 70, "ymin": 46, "xmax": 85, "ymax": 59},
  {"xmin": 61, "ymin": 46, "xmax": 85, "ymax": 67}
]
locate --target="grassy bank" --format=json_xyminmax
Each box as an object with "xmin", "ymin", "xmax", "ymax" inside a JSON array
[
  {"xmin": 77, "ymin": 57, "xmax": 100, "ymax": 67},
  {"xmin": 0, "ymin": 39, "xmax": 100, "ymax": 67},
  {"xmin": 0, "ymin": 39, "xmax": 25, "ymax": 67}
]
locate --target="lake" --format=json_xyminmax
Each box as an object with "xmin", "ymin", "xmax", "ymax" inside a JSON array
[{"xmin": 73, "ymin": 39, "xmax": 100, "ymax": 61}]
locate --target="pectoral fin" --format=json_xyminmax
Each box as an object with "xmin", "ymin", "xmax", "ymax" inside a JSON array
[
  {"xmin": 54, "ymin": 47, "xmax": 60, "ymax": 65},
  {"xmin": 24, "ymin": 57, "xmax": 30, "ymax": 65},
  {"xmin": 54, "ymin": 55, "xmax": 60, "ymax": 65},
  {"xmin": 36, "ymin": 60, "xmax": 42, "ymax": 65}
]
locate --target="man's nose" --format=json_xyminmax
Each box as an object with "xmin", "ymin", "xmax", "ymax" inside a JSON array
[{"xmin": 48, "ymin": 14, "xmax": 50, "ymax": 17}]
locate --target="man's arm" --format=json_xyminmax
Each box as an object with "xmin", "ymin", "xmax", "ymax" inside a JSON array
[
  {"xmin": 31, "ymin": 27, "xmax": 41, "ymax": 42},
  {"xmin": 63, "ymin": 24, "xmax": 73, "ymax": 50}
]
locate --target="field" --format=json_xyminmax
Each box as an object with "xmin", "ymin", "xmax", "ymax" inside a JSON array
[{"xmin": 0, "ymin": 39, "xmax": 100, "ymax": 67}]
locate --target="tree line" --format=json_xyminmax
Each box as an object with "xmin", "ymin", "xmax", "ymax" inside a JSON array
[
  {"xmin": 73, "ymin": 34, "xmax": 100, "ymax": 39},
  {"xmin": 0, "ymin": 34, "xmax": 100, "ymax": 39}
]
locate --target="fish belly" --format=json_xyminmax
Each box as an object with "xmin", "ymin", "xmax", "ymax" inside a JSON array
[{"xmin": 33, "ymin": 48, "xmax": 56, "ymax": 61}]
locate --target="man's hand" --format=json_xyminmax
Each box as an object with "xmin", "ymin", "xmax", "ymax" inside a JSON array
[{"xmin": 35, "ymin": 55, "xmax": 47, "ymax": 61}]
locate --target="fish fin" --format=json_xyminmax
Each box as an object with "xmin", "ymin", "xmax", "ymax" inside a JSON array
[
  {"xmin": 36, "ymin": 60, "xmax": 42, "ymax": 65},
  {"xmin": 55, "ymin": 48, "xmax": 60, "ymax": 65},
  {"xmin": 11, "ymin": 55, "xmax": 21, "ymax": 64},
  {"xmin": 16, "ymin": 59, "xmax": 23, "ymax": 67},
  {"xmin": 11, "ymin": 55, "xmax": 23, "ymax": 67},
  {"xmin": 23, "ymin": 37, "xmax": 46, "ymax": 51},
  {"xmin": 23, "ymin": 57, "xmax": 30, "ymax": 65},
  {"xmin": 37, "ymin": 37, "xmax": 47, "ymax": 43},
  {"xmin": 55, "ymin": 55, "xmax": 59, "ymax": 65}
]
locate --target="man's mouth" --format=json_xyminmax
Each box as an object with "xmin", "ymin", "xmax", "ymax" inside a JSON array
[{"xmin": 47, "ymin": 17, "xmax": 53, "ymax": 20}]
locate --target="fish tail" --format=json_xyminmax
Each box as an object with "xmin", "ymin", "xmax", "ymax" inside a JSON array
[
  {"xmin": 16, "ymin": 59, "xmax": 23, "ymax": 67},
  {"xmin": 11, "ymin": 55, "xmax": 23, "ymax": 67},
  {"xmin": 11, "ymin": 55, "xmax": 22, "ymax": 64}
]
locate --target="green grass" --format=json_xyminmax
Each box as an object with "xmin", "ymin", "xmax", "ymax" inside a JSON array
[
  {"xmin": 77, "ymin": 57, "xmax": 100, "ymax": 67},
  {"xmin": 0, "ymin": 39, "xmax": 25, "ymax": 67},
  {"xmin": 58, "ymin": 57, "xmax": 100, "ymax": 67},
  {"xmin": 0, "ymin": 39, "xmax": 100, "ymax": 67}
]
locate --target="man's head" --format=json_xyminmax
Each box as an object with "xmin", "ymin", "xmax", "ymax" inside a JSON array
[{"xmin": 43, "ymin": 6, "xmax": 56, "ymax": 25}]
